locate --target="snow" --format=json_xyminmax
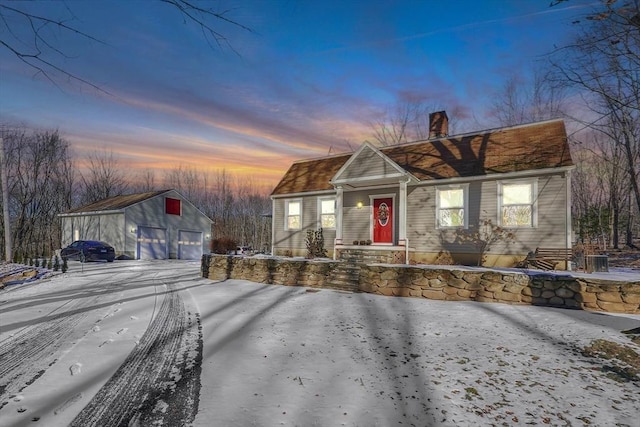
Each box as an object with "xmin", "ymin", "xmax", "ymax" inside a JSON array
[{"xmin": 0, "ymin": 260, "xmax": 639, "ymax": 426}]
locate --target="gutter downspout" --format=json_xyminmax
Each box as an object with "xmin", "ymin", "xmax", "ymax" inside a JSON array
[
  {"xmin": 405, "ymin": 237, "xmax": 410, "ymax": 265},
  {"xmin": 270, "ymin": 196, "xmax": 276, "ymax": 256},
  {"xmin": 334, "ymin": 186, "xmax": 343, "ymax": 260}
]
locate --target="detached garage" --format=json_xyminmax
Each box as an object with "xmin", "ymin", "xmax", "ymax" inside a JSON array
[{"xmin": 59, "ymin": 189, "xmax": 212, "ymax": 260}]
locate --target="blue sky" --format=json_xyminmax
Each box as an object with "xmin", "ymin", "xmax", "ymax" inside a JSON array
[{"xmin": 0, "ymin": 0, "xmax": 594, "ymax": 190}]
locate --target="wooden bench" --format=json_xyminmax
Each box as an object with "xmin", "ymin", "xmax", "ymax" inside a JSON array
[{"xmin": 523, "ymin": 247, "xmax": 573, "ymax": 271}]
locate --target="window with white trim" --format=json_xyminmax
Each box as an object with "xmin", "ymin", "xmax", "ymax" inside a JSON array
[
  {"xmin": 499, "ymin": 181, "xmax": 536, "ymax": 227},
  {"xmin": 318, "ymin": 197, "xmax": 336, "ymax": 229},
  {"xmin": 436, "ymin": 185, "xmax": 468, "ymax": 228},
  {"xmin": 285, "ymin": 199, "xmax": 302, "ymax": 230}
]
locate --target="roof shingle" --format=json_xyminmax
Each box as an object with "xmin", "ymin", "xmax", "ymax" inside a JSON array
[{"xmin": 271, "ymin": 119, "xmax": 573, "ymax": 196}]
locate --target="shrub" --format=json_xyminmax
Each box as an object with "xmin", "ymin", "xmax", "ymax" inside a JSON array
[
  {"xmin": 210, "ymin": 237, "xmax": 237, "ymax": 255},
  {"xmin": 306, "ymin": 228, "xmax": 327, "ymax": 258},
  {"xmin": 433, "ymin": 250, "xmax": 455, "ymax": 265}
]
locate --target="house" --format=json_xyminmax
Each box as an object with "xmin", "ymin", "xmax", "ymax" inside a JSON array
[
  {"xmin": 270, "ymin": 112, "xmax": 575, "ymax": 268},
  {"xmin": 59, "ymin": 189, "xmax": 212, "ymax": 260}
]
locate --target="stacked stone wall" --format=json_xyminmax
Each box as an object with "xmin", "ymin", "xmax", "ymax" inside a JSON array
[
  {"xmin": 202, "ymin": 255, "xmax": 338, "ymax": 289},
  {"xmin": 201, "ymin": 255, "xmax": 640, "ymax": 314},
  {"xmin": 360, "ymin": 265, "xmax": 639, "ymax": 313}
]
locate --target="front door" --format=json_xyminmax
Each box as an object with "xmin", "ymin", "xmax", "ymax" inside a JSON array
[{"xmin": 373, "ymin": 197, "xmax": 393, "ymax": 244}]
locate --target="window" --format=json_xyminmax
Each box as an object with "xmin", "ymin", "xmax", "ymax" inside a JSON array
[
  {"xmin": 166, "ymin": 197, "xmax": 181, "ymax": 215},
  {"xmin": 285, "ymin": 199, "xmax": 302, "ymax": 230},
  {"xmin": 437, "ymin": 186, "xmax": 467, "ymax": 228},
  {"xmin": 318, "ymin": 197, "xmax": 336, "ymax": 229},
  {"xmin": 500, "ymin": 181, "xmax": 536, "ymax": 227}
]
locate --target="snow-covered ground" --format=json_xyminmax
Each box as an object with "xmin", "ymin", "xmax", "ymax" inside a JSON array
[{"xmin": 0, "ymin": 260, "xmax": 638, "ymax": 426}]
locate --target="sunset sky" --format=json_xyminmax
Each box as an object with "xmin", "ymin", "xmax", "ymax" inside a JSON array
[{"xmin": 0, "ymin": 0, "xmax": 594, "ymax": 191}]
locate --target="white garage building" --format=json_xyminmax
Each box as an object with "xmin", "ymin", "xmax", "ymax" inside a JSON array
[{"xmin": 59, "ymin": 190, "xmax": 212, "ymax": 260}]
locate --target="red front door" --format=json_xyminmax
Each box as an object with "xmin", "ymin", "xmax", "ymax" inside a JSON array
[{"xmin": 373, "ymin": 198, "xmax": 393, "ymax": 243}]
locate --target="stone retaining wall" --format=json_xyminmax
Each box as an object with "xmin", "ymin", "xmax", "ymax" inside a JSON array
[
  {"xmin": 359, "ymin": 265, "xmax": 640, "ymax": 314},
  {"xmin": 201, "ymin": 255, "xmax": 640, "ymax": 314},
  {"xmin": 201, "ymin": 254, "xmax": 339, "ymax": 288}
]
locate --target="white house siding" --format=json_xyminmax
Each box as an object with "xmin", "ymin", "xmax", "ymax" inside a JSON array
[
  {"xmin": 342, "ymin": 191, "xmax": 371, "ymax": 244},
  {"xmin": 514, "ymin": 174, "xmax": 569, "ymax": 250},
  {"xmin": 272, "ymin": 194, "xmax": 336, "ymax": 257},
  {"xmin": 61, "ymin": 217, "xmax": 73, "ymax": 246},
  {"xmin": 338, "ymin": 146, "xmax": 396, "ymax": 180},
  {"xmin": 60, "ymin": 214, "xmax": 125, "ymax": 253},
  {"xmin": 406, "ymin": 185, "xmax": 439, "ymax": 252},
  {"xmin": 100, "ymin": 214, "xmax": 125, "ymax": 252},
  {"xmin": 406, "ymin": 173, "xmax": 569, "ymax": 265},
  {"xmin": 271, "ymin": 174, "xmax": 569, "ymax": 266}
]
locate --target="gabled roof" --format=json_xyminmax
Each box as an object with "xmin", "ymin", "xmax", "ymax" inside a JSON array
[
  {"xmin": 271, "ymin": 119, "xmax": 573, "ymax": 196},
  {"xmin": 63, "ymin": 190, "xmax": 171, "ymax": 214},
  {"xmin": 331, "ymin": 141, "xmax": 418, "ymax": 186},
  {"xmin": 271, "ymin": 153, "xmax": 352, "ymax": 196}
]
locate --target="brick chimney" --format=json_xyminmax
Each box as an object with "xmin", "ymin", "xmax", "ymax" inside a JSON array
[{"xmin": 429, "ymin": 111, "xmax": 448, "ymax": 139}]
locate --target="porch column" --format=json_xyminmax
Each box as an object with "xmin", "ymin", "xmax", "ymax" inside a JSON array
[
  {"xmin": 335, "ymin": 186, "xmax": 343, "ymax": 246},
  {"xmin": 398, "ymin": 179, "xmax": 408, "ymax": 246}
]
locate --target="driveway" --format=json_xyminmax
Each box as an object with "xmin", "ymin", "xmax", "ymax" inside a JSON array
[{"xmin": 0, "ymin": 260, "xmax": 638, "ymax": 426}]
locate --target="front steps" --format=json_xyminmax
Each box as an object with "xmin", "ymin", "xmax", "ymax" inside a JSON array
[{"xmin": 326, "ymin": 248, "xmax": 395, "ymax": 292}]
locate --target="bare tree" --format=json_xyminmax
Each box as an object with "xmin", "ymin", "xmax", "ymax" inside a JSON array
[
  {"xmin": 491, "ymin": 68, "xmax": 566, "ymax": 127},
  {"xmin": 79, "ymin": 150, "xmax": 129, "ymax": 205},
  {"xmin": 550, "ymin": 0, "xmax": 640, "ymax": 225},
  {"xmin": 131, "ymin": 169, "xmax": 158, "ymax": 193},
  {"xmin": 0, "ymin": 136, "xmax": 11, "ymax": 261},
  {"xmin": 0, "ymin": 126, "xmax": 74, "ymax": 258},
  {"xmin": 0, "ymin": 0, "xmax": 251, "ymax": 90},
  {"xmin": 164, "ymin": 165, "xmax": 203, "ymax": 201},
  {"xmin": 590, "ymin": 129, "xmax": 630, "ymax": 249},
  {"xmin": 232, "ymin": 176, "xmax": 272, "ymax": 250},
  {"xmin": 571, "ymin": 145, "xmax": 599, "ymax": 243},
  {"xmin": 369, "ymin": 101, "xmax": 456, "ymax": 146}
]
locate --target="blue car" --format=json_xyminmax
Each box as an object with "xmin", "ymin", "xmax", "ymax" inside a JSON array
[{"xmin": 61, "ymin": 240, "xmax": 116, "ymax": 262}]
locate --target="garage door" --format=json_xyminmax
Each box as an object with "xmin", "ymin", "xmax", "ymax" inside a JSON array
[
  {"xmin": 138, "ymin": 226, "xmax": 168, "ymax": 259},
  {"xmin": 178, "ymin": 230, "xmax": 203, "ymax": 260}
]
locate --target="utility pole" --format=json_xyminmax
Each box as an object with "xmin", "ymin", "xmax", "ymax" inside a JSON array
[{"xmin": 0, "ymin": 137, "xmax": 12, "ymax": 262}]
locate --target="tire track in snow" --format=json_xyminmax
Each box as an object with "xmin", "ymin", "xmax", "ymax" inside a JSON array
[
  {"xmin": 0, "ymin": 272, "xmax": 139, "ymax": 409},
  {"xmin": 0, "ymin": 300, "xmax": 86, "ymax": 408},
  {"xmin": 70, "ymin": 284, "xmax": 202, "ymax": 427}
]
